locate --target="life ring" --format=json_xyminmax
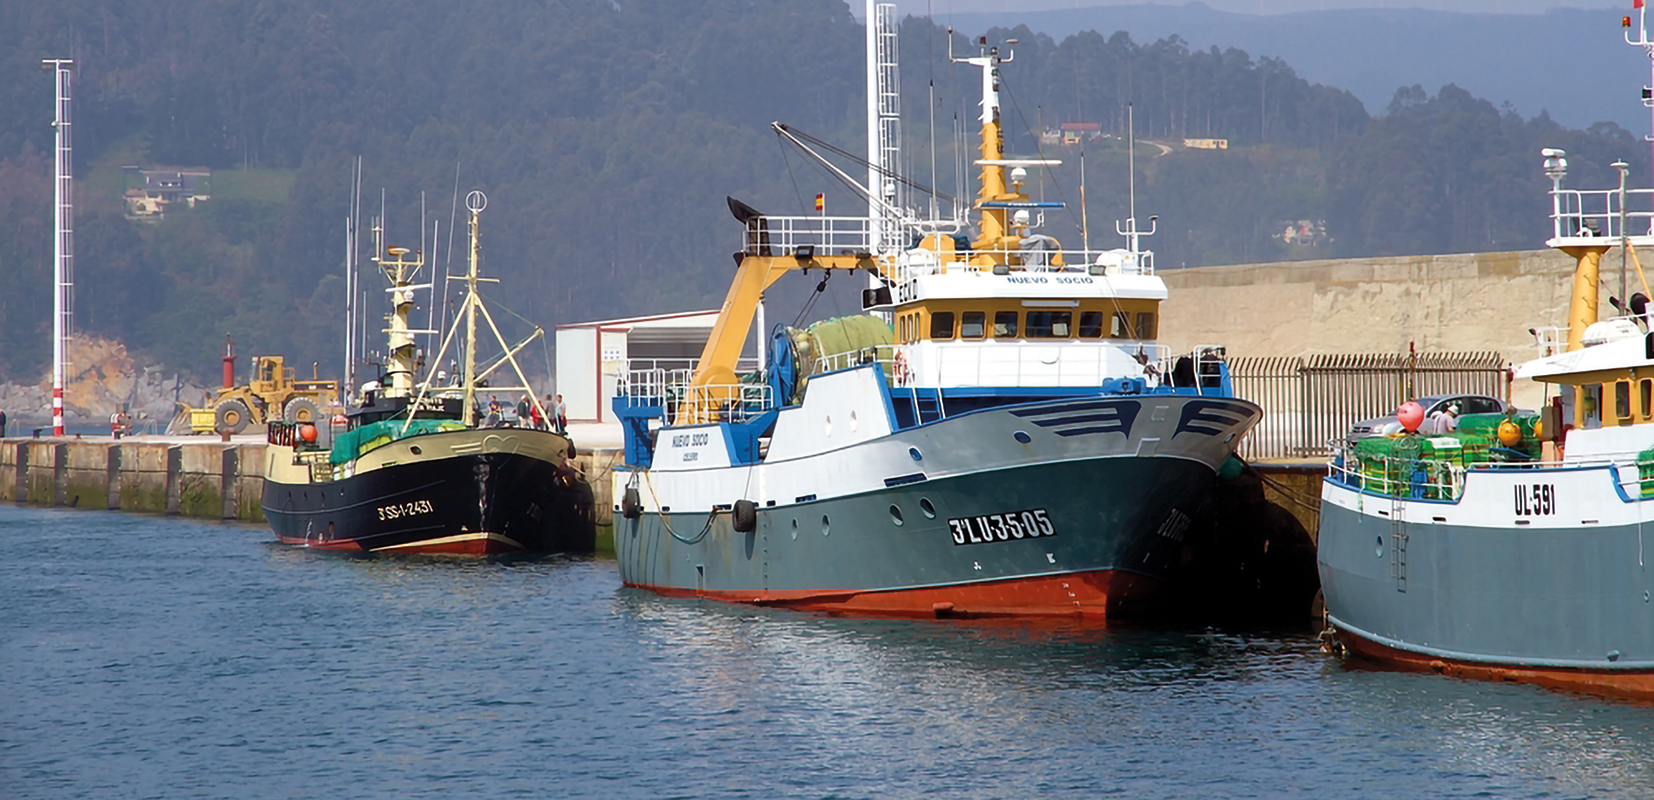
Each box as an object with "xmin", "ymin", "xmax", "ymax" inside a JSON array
[{"xmin": 893, "ymin": 350, "xmax": 913, "ymax": 383}]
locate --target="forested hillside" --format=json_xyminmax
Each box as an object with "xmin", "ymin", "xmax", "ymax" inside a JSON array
[{"xmin": 0, "ymin": 0, "xmax": 1643, "ymax": 383}]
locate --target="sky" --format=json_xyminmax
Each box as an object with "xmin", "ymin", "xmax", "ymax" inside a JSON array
[{"xmin": 897, "ymin": 1, "xmax": 1621, "ymax": 14}]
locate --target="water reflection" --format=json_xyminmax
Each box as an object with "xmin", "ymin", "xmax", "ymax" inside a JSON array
[
  {"xmin": 9, "ymin": 503, "xmax": 1654, "ymax": 799},
  {"xmin": 612, "ymin": 589, "xmax": 1654, "ymax": 798}
]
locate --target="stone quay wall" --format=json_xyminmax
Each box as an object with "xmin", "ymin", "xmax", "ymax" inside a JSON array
[{"xmin": 0, "ymin": 438, "xmax": 619, "ymax": 531}]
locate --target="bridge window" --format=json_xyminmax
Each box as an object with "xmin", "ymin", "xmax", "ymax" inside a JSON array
[
  {"xmin": 1616, "ymin": 380, "xmax": 1633, "ymax": 422},
  {"xmin": 961, "ymin": 311, "xmax": 985, "ymax": 339},
  {"xmin": 930, "ymin": 311, "xmax": 955, "ymax": 340},
  {"xmin": 1078, "ymin": 311, "xmax": 1104, "ymax": 338},
  {"xmin": 1134, "ymin": 312, "xmax": 1156, "ymax": 340},
  {"xmin": 994, "ymin": 311, "xmax": 1018, "ymax": 339},
  {"xmin": 1642, "ymin": 379, "xmax": 1652, "ymax": 419},
  {"xmin": 1026, "ymin": 311, "xmax": 1073, "ymax": 338},
  {"xmin": 1111, "ymin": 312, "xmax": 1130, "ymax": 338}
]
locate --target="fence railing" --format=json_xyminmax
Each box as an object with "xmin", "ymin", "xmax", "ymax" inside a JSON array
[{"xmin": 1231, "ymin": 351, "xmax": 1509, "ymax": 459}]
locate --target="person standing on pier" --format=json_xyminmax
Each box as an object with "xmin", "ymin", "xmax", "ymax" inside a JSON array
[
  {"xmin": 1, "ymin": 407, "xmax": 8, "ymax": 437},
  {"xmin": 552, "ymin": 393, "xmax": 567, "ymax": 435}
]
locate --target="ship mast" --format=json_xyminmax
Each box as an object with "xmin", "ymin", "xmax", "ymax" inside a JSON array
[
  {"xmin": 401, "ymin": 190, "xmax": 548, "ymax": 432},
  {"xmin": 372, "ymin": 242, "xmax": 428, "ymax": 399},
  {"xmin": 948, "ymin": 34, "xmax": 1060, "ymax": 263},
  {"xmin": 461, "ymin": 192, "xmax": 484, "ymax": 419}
]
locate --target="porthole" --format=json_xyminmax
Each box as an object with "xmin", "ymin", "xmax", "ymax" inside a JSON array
[
  {"xmin": 919, "ymin": 497, "xmax": 936, "ymax": 519},
  {"xmin": 791, "ymin": 519, "xmax": 799, "ymax": 540},
  {"xmin": 850, "ymin": 410, "xmax": 859, "ymax": 432},
  {"xmin": 1376, "ymin": 535, "xmax": 1384, "ymax": 556},
  {"xmin": 889, "ymin": 504, "xmax": 905, "ymax": 526},
  {"xmin": 909, "ymin": 447, "xmax": 923, "ymax": 461},
  {"xmin": 822, "ymin": 515, "xmax": 831, "ymax": 536},
  {"xmin": 409, "ymin": 445, "xmax": 423, "ymax": 455},
  {"xmin": 1013, "ymin": 431, "xmax": 1031, "ymax": 444},
  {"xmin": 825, "ymin": 415, "xmax": 833, "ymax": 436}
]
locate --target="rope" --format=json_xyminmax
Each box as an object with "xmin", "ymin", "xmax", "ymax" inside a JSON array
[
  {"xmin": 779, "ymin": 136, "xmax": 811, "ymax": 216},
  {"xmin": 1254, "ymin": 469, "xmax": 1323, "ymax": 515},
  {"xmin": 640, "ymin": 468, "xmax": 717, "ymax": 544}
]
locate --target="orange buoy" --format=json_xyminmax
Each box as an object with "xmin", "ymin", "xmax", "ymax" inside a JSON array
[
  {"xmin": 299, "ymin": 423, "xmax": 318, "ymax": 443},
  {"xmin": 1397, "ymin": 401, "xmax": 1425, "ymax": 432},
  {"xmin": 1497, "ymin": 419, "xmax": 1522, "ymax": 447}
]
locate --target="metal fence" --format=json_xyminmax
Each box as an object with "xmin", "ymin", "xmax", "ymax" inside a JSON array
[{"xmin": 1231, "ymin": 351, "xmax": 1508, "ymax": 460}]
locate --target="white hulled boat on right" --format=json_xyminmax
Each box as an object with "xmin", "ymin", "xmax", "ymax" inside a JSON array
[{"xmin": 1318, "ymin": 3, "xmax": 1654, "ymax": 701}]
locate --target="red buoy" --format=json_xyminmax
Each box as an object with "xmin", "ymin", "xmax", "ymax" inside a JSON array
[
  {"xmin": 1397, "ymin": 401, "xmax": 1425, "ymax": 433},
  {"xmin": 299, "ymin": 423, "xmax": 318, "ymax": 443}
]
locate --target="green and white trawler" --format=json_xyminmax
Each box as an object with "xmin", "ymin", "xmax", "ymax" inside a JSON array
[
  {"xmin": 609, "ymin": 6, "xmax": 1260, "ymax": 618},
  {"xmin": 1319, "ymin": 4, "xmax": 1654, "ymax": 700}
]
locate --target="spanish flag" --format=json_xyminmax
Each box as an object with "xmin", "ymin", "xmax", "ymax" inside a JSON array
[{"xmin": 814, "ymin": 193, "xmax": 824, "ymax": 212}]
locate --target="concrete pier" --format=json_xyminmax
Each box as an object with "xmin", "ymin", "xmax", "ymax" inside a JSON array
[{"xmin": 0, "ymin": 436, "xmax": 622, "ymax": 534}]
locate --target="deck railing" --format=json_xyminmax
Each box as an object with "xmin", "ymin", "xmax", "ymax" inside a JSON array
[
  {"xmin": 1328, "ymin": 447, "xmax": 1466, "ymax": 501},
  {"xmin": 1549, "ymin": 186, "xmax": 1654, "ymax": 243}
]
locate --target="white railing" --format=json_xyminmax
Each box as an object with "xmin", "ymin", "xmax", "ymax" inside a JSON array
[
  {"xmin": 1530, "ymin": 325, "xmax": 1567, "ymax": 357},
  {"xmin": 1329, "ymin": 447, "xmax": 1466, "ymax": 501},
  {"xmin": 894, "ymin": 249, "xmax": 1154, "ymax": 283},
  {"xmin": 617, "ymin": 357, "xmax": 760, "ymax": 407},
  {"xmin": 742, "ymin": 215, "xmax": 875, "ymax": 256},
  {"xmin": 672, "ymin": 383, "xmax": 775, "ymax": 424},
  {"xmin": 813, "ymin": 344, "xmax": 895, "ymax": 377},
  {"xmin": 1549, "ymin": 186, "xmax": 1654, "ymax": 243},
  {"xmin": 1156, "ymin": 345, "xmax": 1228, "ymax": 392}
]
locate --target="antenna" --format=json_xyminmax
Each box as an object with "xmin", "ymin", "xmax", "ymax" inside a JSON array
[
  {"xmin": 1128, "ymin": 103, "xmax": 1136, "ymax": 232},
  {"xmin": 1115, "ymin": 104, "xmax": 1158, "ymax": 269},
  {"xmin": 1080, "ymin": 148, "xmax": 1090, "ymax": 259},
  {"xmin": 43, "ymin": 59, "xmax": 74, "ymax": 437}
]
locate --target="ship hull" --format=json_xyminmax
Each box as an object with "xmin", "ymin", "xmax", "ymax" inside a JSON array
[
  {"xmin": 1318, "ymin": 473, "xmax": 1654, "ymax": 701},
  {"xmin": 263, "ymin": 441, "xmax": 595, "ymax": 556},
  {"xmin": 616, "ymin": 393, "xmax": 1258, "ymax": 618}
]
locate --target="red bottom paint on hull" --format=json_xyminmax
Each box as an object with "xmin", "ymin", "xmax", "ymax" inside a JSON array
[
  {"xmin": 628, "ymin": 569, "xmax": 1163, "ymax": 619},
  {"xmin": 1335, "ymin": 628, "xmax": 1654, "ymax": 704},
  {"xmin": 274, "ymin": 533, "xmax": 522, "ymax": 557}
]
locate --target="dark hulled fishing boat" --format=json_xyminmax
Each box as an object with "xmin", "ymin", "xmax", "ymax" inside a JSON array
[{"xmin": 262, "ymin": 191, "xmax": 594, "ymax": 555}]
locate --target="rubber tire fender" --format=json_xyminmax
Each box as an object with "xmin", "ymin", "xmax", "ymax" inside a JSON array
[
  {"xmin": 621, "ymin": 487, "xmax": 642, "ymax": 520},
  {"xmin": 732, "ymin": 499, "xmax": 757, "ymax": 533}
]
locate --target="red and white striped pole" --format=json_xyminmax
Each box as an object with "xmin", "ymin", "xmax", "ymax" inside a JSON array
[{"xmin": 45, "ymin": 58, "xmax": 73, "ymax": 437}]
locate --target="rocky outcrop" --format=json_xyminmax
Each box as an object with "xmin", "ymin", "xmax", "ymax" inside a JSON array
[{"xmin": 0, "ymin": 335, "xmax": 210, "ymax": 432}]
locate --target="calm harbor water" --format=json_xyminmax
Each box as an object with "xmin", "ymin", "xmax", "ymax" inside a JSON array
[{"xmin": 4, "ymin": 505, "xmax": 1654, "ymax": 799}]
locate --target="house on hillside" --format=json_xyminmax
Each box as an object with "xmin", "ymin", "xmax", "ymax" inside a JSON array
[
  {"xmin": 1058, "ymin": 122, "xmax": 1101, "ymax": 145},
  {"xmin": 123, "ymin": 166, "xmax": 212, "ymax": 220}
]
